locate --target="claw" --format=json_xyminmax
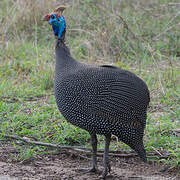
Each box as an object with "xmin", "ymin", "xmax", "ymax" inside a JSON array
[
  {"xmin": 108, "ymin": 162, "xmax": 111, "ymax": 173},
  {"xmin": 99, "ymin": 171, "xmax": 108, "ymax": 180},
  {"xmin": 79, "ymin": 167, "xmax": 99, "ymax": 174}
]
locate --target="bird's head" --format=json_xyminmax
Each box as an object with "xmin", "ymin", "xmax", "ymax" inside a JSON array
[
  {"xmin": 43, "ymin": 5, "xmax": 67, "ymax": 40},
  {"xmin": 43, "ymin": 13, "xmax": 60, "ymax": 25}
]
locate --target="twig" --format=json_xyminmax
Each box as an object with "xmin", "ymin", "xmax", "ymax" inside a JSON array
[
  {"xmin": 168, "ymin": 3, "xmax": 180, "ymax": 6},
  {"xmin": 1, "ymin": 133, "xmax": 175, "ymax": 159},
  {"xmin": 2, "ymin": 134, "xmax": 91, "ymax": 152},
  {"xmin": 151, "ymin": 146, "xmax": 163, "ymax": 157},
  {"xmin": 75, "ymin": 154, "xmax": 91, "ymax": 161},
  {"xmin": 2, "ymin": 134, "xmax": 136, "ymax": 157},
  {"xmin": 0, "ymin": 93, "xmax": 54, "ymax": 103},
  {"xmin": 116, "ymin": 14, "xmax": 140, "ymax": 41},
  {"xmin": 153, "ymin": 11, "xmax": 180, "ymax": 41}
]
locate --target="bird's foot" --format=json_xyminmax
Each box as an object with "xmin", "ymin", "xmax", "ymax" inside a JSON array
[
  {"xmin": 99, "ymin": 172, "xmax": 107, "ymax": 180},
  {"xmin": 107, "ymin": 162, "xmax": 111, "ymax": 173},
  {"xmin": 99, "ymin": 163, "xmax": 111, "ymax": 179},
  {"xmin": 78, "ymin": 166, "xmax": 99, "ymax": 174}
]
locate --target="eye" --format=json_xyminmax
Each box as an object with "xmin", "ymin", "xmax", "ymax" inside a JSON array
[{"xmin": 51, "ymin": 15, "xmax": 55, "ymax": 19}]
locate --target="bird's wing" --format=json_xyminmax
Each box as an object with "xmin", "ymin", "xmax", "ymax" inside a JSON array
[
  {"xmin": 63, "ymin": 66, "xmax": 149, "ymax": 127},
  {"xmin": 78, "ymin": 67, "xmax": 149, "ymax": 127}
]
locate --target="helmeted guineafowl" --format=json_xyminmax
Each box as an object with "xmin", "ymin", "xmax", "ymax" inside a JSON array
[{"xmin": 43, "ymin": 6, "xmax": 150, "ymax": 179}]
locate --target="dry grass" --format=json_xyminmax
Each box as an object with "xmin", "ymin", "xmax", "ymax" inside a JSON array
[{"xmin": 0, "ymin": 0, "xmax": 179, "ymax": 169}]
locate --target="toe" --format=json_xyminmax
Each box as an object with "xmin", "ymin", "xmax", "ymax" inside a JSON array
[{"xmin": 78, "ymin": 167, "xmax": 98, "ymax": 173}]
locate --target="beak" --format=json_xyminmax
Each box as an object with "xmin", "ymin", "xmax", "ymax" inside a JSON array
[
  {"xmin": 42, "ymin": 14, "xmax": 51, "ymax": 21},
  {"xmin": 42, "ymin": 15, "xmax": 47, "ymax": 21}
]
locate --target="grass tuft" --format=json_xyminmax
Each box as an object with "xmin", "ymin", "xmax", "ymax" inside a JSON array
[{"xmin": 0, "ymin": 0, "xmax": 179, "ymax": 169}]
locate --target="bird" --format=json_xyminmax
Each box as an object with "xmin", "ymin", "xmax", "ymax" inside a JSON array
[{"xmin": 43, "ymin": 6, "xmax": 150, "ymax": 179}]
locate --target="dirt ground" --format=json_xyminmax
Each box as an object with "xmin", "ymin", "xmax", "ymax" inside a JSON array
[{"xmin": 0, "ymin": 145, "xmax": 179, "ymax": 180}]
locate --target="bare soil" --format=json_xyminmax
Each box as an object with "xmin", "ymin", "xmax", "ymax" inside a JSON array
[{"xmin": 0, "ymin": 145, "xmax": 179, "ymax": 180}]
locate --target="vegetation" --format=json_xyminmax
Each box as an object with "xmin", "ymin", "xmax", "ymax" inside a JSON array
[{"xmin": 0, "ymin": 0, "xmax": 179, "ymax": 170}]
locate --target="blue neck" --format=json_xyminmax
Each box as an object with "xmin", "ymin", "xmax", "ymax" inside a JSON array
[{"xmin": 51, "ymin": 16, "xmax": 66, "ymax": 40}]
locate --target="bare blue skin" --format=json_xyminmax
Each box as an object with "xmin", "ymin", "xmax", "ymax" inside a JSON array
[{"xmin": 49, "ymin": 14, "xmax": 66, "ymax": 39}]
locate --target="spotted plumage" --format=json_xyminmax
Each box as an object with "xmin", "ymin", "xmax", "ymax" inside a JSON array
[
  {"xmin": 55, "ymin": 55, "xmax": 149, "ymax": 161},
  {"xmin": 43, "ymin": 8, "xmax": 150, "ymax": 179}
]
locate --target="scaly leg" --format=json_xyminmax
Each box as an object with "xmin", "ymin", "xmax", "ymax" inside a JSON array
[
  {"xmin": 79, "ymin": 133, "xmax": 98, "ymax": 173},
  {"xmin": 91, "ymin": 133, "xmax": 98, "ymax": 171},
  {"xmin": 100, "ymin": 134, "xmax": 111, "ymax": 179}
]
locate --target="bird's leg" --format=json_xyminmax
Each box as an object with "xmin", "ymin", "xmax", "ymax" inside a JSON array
[
  {"xmin": 100, "ymin": 134, "xmax": 111, "ymax": 179},
  {"xmin": 79, "ymin": 133, "xmax": 98, "ymax": 173},
  {"xmin": 91, "ymin": 133, "xmax": 98, "ymax": 172}
]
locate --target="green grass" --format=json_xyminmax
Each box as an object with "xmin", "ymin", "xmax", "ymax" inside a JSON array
[{"xmin": 0, "ymin": 0, "xmax": 179, "ymax": 169}]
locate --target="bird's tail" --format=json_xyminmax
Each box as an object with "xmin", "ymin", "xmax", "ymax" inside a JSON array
[
  {"xmin": 130, "ymin": 141, "xmax": 147, "ymax": 163},
  {"xmin": 135, "ymin": 144, "xmax": 147, "ymax": 163},
  {"xmin": 118, "ymin": 135, "xmax": 147, "ymax": 162}
]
